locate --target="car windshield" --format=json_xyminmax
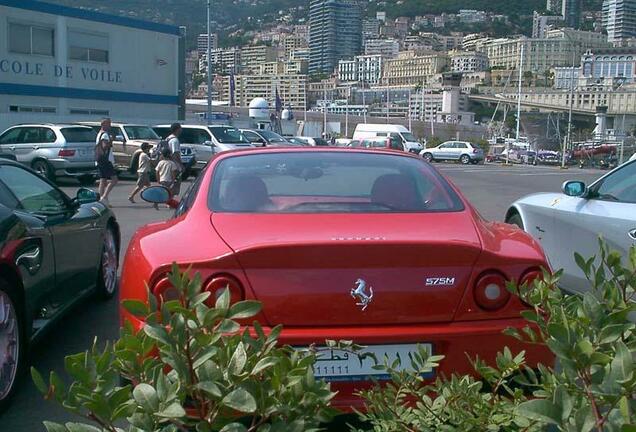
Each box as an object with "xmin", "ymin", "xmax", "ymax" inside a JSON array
[
  {"xmin": 209, "ymin": 127, "xmax": 250, "ymax": 144},
  {"xmin": 258, "ymin": 130, "xmax": 287, "ymax": 143},
  {"xmin": 401, "ymin": 132, "xmax": 417, "ymax": 142},
  {"xmin": 124, "ymin": 126, "xmax": 160, "ymax": 140},
  {"xmin": 210, "ymin": 152, "xmax": 464, "ymax": 213},
  {"xmin": 60, "ymin": 127, "xmax": 96, "ymax": 142}
]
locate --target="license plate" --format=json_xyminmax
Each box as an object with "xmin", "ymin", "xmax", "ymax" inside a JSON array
[{"xmin": 309, "ymin": 343, "xmax": 434, "ymax": 382}]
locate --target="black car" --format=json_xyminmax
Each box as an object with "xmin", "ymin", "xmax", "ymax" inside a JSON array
[{"xmin": 0, "ymin": 160, "xmax": 120, "ymax": 411}]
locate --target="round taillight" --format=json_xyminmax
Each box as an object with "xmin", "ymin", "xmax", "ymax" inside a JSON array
[
  {"xmin": 520, "ymin": 270, "xmax": 542, "ymax": 288},
  {"xmin": 152, "ymin": 277, "xmax": 180, "ymax": 303},
  {"xmin": 203, "ymin": 275, "xmax": 244, "ymax": 307},
  {"xmin": 474, "ymin": 273, "xmax": 510, "ymax": 311}
]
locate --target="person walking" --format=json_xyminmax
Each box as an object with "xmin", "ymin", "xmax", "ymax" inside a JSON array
[
  {"xmin": 156, "ymin": 148, "xmax": 179, "ymax": 202},
  {"xmin": 128, "ymin": 142, "xmax": 152, "ymax": 203},
  {"xmin": 95, "ymin": 118, "xmax": 117, "ymax": 204},
  {"xmin": 165, "ymin": 123, "xmax": 183, "ymax": 198}
]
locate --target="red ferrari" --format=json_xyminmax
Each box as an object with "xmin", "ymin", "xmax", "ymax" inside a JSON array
[{"xmin": 120, "ymin": 148, "xmax": 552, "ymax": 409}]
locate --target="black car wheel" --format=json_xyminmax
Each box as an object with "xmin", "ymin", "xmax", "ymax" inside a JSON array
[
  {"xmin": 506, "ymin": 212, "xmax": 524, "ymax": 229},
  {"xmin": 31, "ymin": 160, "xmax": 54, "ymax": 181},
  {"xmin": 422, "ymin": 153, "xmax": 434, "ymax": 162},
  {"xmin": 0, "ymin": 277, "xmax": 25, "ymax": 413},
  {"xmin": 97, "ymin": 226, "xmax": 119, "ymax": 299},
  {"xmin": 460, "ymin": 154, "xmax": 471, "ymax": 165}
]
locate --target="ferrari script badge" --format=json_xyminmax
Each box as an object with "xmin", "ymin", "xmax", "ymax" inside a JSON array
[{"xmin": 351, "ymin": 278, "xmax": 373, "ymax": 311}]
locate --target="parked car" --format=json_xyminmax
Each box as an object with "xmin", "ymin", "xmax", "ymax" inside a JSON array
[
  {"xmin": 125, "ymin": 147, "xmax": 552, "ymax": 410},
  {"xmin": 295, "ymin": 136, "xmax": 330, "ymax": 146},
  {"xmin": 154, "ymin": 124, "xmax": 253, "ymax": 171},
  {"xmin": 240, "ymin": 129, "xmax": 297, "ymax": 147},
  {"xmin": 537, "ymin": 150, "xmax": 561, "ymax": 165},
  {"xmin": 0, "ymin": 159, "xmax": 120, "ymax": 411},
  {"xmin": 352, "ymin": 123, "xmax": 424, "ymax": 153},
  {"xmin": 348, "ymin": 136, "xmax": 405, "ymax": 151},
  {"xmin": 287, "ymin": 137, "xmax": 311, "ymax": 146},
  {"xmin": 506, "ymin": 159, "xmax": 636, "ymax": 294},
  {"xmin": 0, "ymin": 124, "xmax": 97, "ymax": 183},
  {"xmin": 420, "ymin": 141, "xmax": 484, "ymax": 164}
]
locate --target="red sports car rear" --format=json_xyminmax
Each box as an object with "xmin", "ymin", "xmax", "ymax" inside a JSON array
[{"xmin": 120, "ymin": 148, "xmax": 553, "ymax": 409}]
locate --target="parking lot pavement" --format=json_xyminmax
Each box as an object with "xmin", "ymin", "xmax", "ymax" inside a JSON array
[{"xmin": 0, "ymin": 164, "xmax": 605, "ymax": 430}]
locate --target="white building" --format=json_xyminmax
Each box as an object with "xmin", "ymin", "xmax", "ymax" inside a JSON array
[
  {"xmin": 337, "ymin": 55, "xmax": 383, "ymax": 84},
  {"xmin": 197, "ymin": 33, "xmax": 218, "ymax": 56},
  {"xmin": 364, "ymin": 39, "xmax": 400, "ymax": 59},
  {"xmin": 553, "ymin": 66, "xmax": 580, "ymax": 88},
  {"xmin": 450, "ymin": 51, "xmax": 489, "ymax": 72},
  {"xmin": 458, "ymin": 10, "xmax": 487, "ymax": 24},
  {"xmin": 0, "ymin": 0, "xmax": 184, "ymax": 130}
]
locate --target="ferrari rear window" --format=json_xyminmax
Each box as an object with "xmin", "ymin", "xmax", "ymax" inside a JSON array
[{"xmin": 209, "ymin": 152, "xmax": 464, "ymax": 213}]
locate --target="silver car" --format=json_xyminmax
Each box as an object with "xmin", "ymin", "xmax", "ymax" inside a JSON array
[
  {"xmin": 0, "ymin": 124, "xmax": 97, "ymax": 183},
  {"xmin": 506, "ymin": 160, "xmax": 636, "ymax": 293},
  {"xmin": 420, "ymin": 141, "xmax": 485, "ymax": 164}
]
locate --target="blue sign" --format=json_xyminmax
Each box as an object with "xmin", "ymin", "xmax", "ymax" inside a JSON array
[{"xmin": 0, "ymin": 58, "xmax": 123, "ymax": 83}]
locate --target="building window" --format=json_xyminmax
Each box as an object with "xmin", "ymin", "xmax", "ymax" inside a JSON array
[
  {"xmin": 68, "ymin": 30, "xmax": 109, "ymax": 63},
  {"xmin": 9, "ymin": 105, "xmax": 56, "ymax": 113},
  {"xmin": 9, "ymin": 23, "xmax": 54, "ymax": 56},
  {"xmin": 69, "ymin": 108, "xmax": 110, "ymax": 116}
]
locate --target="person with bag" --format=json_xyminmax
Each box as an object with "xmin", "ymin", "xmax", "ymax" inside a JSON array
[
  {"xmin": 95, "ymin": 118, "xmax": 117, "ymax": 204},
  {"xmin": 165, "ymin": 122, "xmax": 183, "ymax": 198}
]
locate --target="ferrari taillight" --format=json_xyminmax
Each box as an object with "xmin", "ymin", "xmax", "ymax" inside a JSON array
[
  {"xmin": 152, "ymin": 277, "xmax": 180, "ymax": 303},
  {"xmin": 473, "ymin": 272, "xmax": 510, "ymax": 311},
  {"xmin": 203, "ymin": 275, "xmax": 245, "ymax": 307}
]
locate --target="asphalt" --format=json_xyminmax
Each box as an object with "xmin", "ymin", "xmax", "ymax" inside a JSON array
[{"xmin": 0, "ymin": 163, "xmax": 603, "ymax": 431}]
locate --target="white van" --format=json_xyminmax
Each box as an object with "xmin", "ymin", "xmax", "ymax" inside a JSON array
[{"xmin": 352, "ymin": 124, "xmax": 424, "ymax": 153}]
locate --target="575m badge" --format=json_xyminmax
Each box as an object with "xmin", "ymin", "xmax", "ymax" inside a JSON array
[{"xmin": 425, "ymin": 277, "xmax": 455, "ymax": 286}]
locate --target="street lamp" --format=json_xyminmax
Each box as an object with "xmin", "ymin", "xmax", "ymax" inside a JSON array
[
  {"xmin": 562, "ymin": 33, "xmax": 578, "ymax": 169},
  {"xmin": 206, "ymin": 0, "xmax": 212, "ymax": 125}
]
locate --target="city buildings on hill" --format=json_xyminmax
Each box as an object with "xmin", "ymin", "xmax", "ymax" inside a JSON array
[
  {"xmin": 364, "ymin": 38, "xmax": 400, "ymax": 58},
  {"xmin": 337, "ymin": 54, "xmax": 384, "ymax": 84},
  {"xmin": 382, "ymin": 51, "xmax": 449, "ymax": 86},
  {"xmin": 197, "ymin": 33, "xmax": 218, "ymax": 56},
  {"xmin": 450, "ymin": 50, "xmax": 489, "ymax": 72},
  {"xmin": 562, "ymin": 0, "xmax": 583, "ymax": 28},
  {"xmin": 533, "ymin": 12, "xmax": 565, "ymax": 38}
]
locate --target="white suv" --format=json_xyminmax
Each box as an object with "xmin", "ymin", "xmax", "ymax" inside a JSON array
[
  {"xmin": 0, "ymin": 124, "xmax": 97, "ymax": 183},
  {"xmin": 420, "ymin": 141, "xmax": 485, "ymax": 165}
]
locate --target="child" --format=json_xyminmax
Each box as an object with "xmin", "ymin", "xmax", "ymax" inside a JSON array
[
  {"xmin": 128, "ymin": 142, "xmax": 152, "ymax": 203},
  {"xmin": 155, "ymin": 148, "xmax": 179, "ymax": 198}
]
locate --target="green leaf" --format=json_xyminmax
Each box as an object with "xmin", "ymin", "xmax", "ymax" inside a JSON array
[
  {"xmin": 195, "ymin": 381, "xmax": 222, "ymax": 398},
  {"xmin": 156, "ymin": 402, "xmax": 186, "ymax": 418},
  {"xmin": 64, "ymin": 423, "xmax": 103, "ymax": 432},
  {"xmin": 43, "ymin": 422, "xmax": 69, "ymax": 432},
  {"xmin": 133, "ymin": 383, "xmax": 160, "ymax": 412},
  {"xmin": 516, "ymin": 399, "xmax": 562, "ymax": 425},
  {"xmin": 143, "ymin": 325, "xmax": 171, "ymax": 346},
  {"xmin": 228, "ymin": 342, "xmax": 247, "ymax": 376},
  {"xmin": 221, "ymin": 388, "xmax": 257, "ymax": 413},
  {"xmin": 252, "ymin": 357, "xmax": 279, "ymax": 375},
  {"xmin": 228, "ymin": 300, "xmax": 261, "ymax": 320},
  {"xmin": 122, "ymin": 300, "xmax": 150, "ymax": 317},
  {"xmin": 31, "ymin": 367, "xmax": 48, "ymax": 395},
  {"xmin": 219, "ymin": 423, "xmax": 248, "ymax": 432},
  {"xmin": 215, "ymin": 287, "xmax": 231, "ymax": 310}
]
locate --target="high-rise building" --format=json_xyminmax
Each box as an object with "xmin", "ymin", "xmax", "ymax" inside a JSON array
[
  {"xmin": 533, "ymin": 11, "xmax": 564, "ymax": 38},
  {"xmin": 562, "ymin": 0, "xmax": 582, "ymax": 28},
  {"xmin": 602, "ymin": 0, "xmax": 636, "ymax": 43},
  {"xmin": 197, "ymin": 33, "xmax": 218, "ymax": 57},
  {"xmin": 547, "ymin": 0, "xmax": 562, "ymax": 13},
  {"xmin": 309, "ymin": 0, "xmax": 363, "ymax": 75}
]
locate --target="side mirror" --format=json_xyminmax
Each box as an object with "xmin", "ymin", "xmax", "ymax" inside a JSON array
[
  {"xmin": 204, "ymin": 140, "xmax": 216, "ymax": 147},
  {"xmin": 141, "ymin": 186, "xmax": 171, "ymax": 204},
  {"xmin": 562, "ymin": 180, "xmax": 586, "ymax": 197},
  {"xmin": 77, "ymin": 188, "xmax": 100, "ymax": 204},
  {"xmin": 115, "ymin": 134, "xmax": 125, "ymax": 142}
]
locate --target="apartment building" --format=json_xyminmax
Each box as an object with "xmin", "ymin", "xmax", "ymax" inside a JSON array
[
  {"xmin": 337, "ymin": 54, "xmax": 383, "ymax": 84},
  {"xmin": 218, "ymin": 74, "xmax": 307, "ymax": 109},
  {"xmin": 240, "ymin": 45, "xmax": 277, "ymax": 74},
  {"xmin": 197, "ymin": 33, "xmax": 218, "ymax": 56},
  {"xmin": 382, "ymin": 51, "xmax": 449, "ymax": 86},
  {"xmin": 450, "ymin": 50, "xmax": 489, "ymax": 72},
  {"xmin": 364, "ymin": 38, "xmax": 400, "ymax": 58}
]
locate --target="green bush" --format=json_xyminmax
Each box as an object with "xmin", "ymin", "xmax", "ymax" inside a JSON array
[
  {"xmin": 353, "ymin": 241, "xmax": 636, "ymax": 432},
  {"xmin": 33, "ymin": 244, "xmax": 636, "ymax": 432},
  {"xmin": 32, "ymin": 265, "xmax": 338, "ymax": 432}
]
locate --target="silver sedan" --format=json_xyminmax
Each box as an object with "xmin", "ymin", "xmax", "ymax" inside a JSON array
[{"xmin": 505, "ymin": 160, "xmax": 636, "ymax": 293}]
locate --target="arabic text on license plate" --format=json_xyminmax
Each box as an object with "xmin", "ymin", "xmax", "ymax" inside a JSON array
[{"xmin": 311, "ymin": 343, "xmax": 433, "ymax": 382}]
